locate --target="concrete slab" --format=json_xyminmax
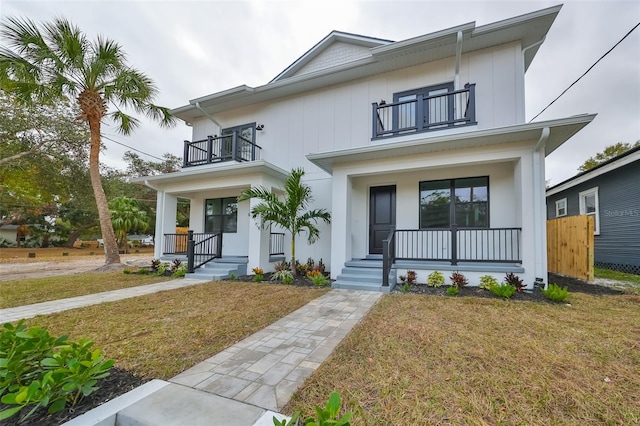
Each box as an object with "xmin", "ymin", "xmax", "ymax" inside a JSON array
[{"xmin": 115, "ymin": 383, "xmax": 265, "ymax": 426}]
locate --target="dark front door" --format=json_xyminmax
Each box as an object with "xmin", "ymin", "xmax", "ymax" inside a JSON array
[{"xmin": 369, "ymin": 185, "xmax": 396, "ymax": 254}]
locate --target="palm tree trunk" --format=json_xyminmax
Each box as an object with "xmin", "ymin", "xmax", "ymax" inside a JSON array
[
  {"xmin": 290, "ymin": 235, "xmax": 296, "ymax": 276},
  {"xmin": 87, "ymin": 116, "xmax": 120, "ymax": 266}
]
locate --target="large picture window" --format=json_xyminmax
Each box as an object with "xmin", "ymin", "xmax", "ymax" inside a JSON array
[
  {"xmin": 205, "ymin": 197, "xmax": 238, "ymax": 233},
  {"xmin": 420, "ymin": 177, "xmax": 488, "ymax": 228}
]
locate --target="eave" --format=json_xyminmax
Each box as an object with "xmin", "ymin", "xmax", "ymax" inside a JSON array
[{"xmin": 306, "ymin": 114, "xmax": 596, "ymax": 174}]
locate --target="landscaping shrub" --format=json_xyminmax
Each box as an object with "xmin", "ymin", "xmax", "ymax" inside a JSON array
[
  {"xmin": 478, "ymin": 274, "xmax": 498, "ymax": 290},
  {"xmin": 449, "ymin": 271, "xmax": 468, "ymax": 288},
  {"xmin": 271, "ymin": 270, "xmax": 294, "ymax": 285},
  {"xmin": 426, "ymin": 271, "xmax": 445, "ymax": 287},
  {"xmin": 446, "ymin": 286, "xmax": 459, "ymax": 296},
  {"xmin": 275, "ymin": 391, "xmax": 352, "ymax": 426},
  {"xmin": 0, "ymin": 320, "xmax": 114, "ymax": 422},
  {"xmin": 542, "ymin": 283, "xmax": 569, "ymax": 302},
  {"xmin": 307, "ymin": 270, "xmax": 329, "ymax": 287},
  {"xmin": 252, "ymin": 267, "xmax": 264, "ymax": 282},
  {"xmin": 489, "ymin": 283, "xmax": 516, "ymax": 299},
  {"xmin": 505, "ymin": 272, "xmax": 525, "ymax": 292}
]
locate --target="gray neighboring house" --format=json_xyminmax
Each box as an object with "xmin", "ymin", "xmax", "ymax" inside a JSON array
[{"xmin": 546, "ymin": 145, "xmax": 640, "ymax": 275}]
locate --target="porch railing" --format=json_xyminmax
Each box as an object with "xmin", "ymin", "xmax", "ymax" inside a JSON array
[
  {"xmin": 270, "ymin": 232, "xmax": 285, "ymax": 256},
  {"xmin": 372, "ymin": 83, "xmax": 476, "ymax": 139},
  {"xmin": 186, "ymin": 230, "xmax": 223, "ymax": 273},
  {"xmin": 382, "ymin": 226, "xmax": 521, "ymax": 287},
  {"xmin": 183, "ymin": 130, "xmax": 262, "ymax": 168},
  {"xmin": 163, "ymin": 233, "xmax": 188, "ymax": 255}
]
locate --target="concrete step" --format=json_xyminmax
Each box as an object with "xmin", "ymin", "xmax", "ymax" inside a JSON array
[
  {"xmin": 186, "ymin": 257, "xmax": 248, "ymax": 280},
  {"xmin": 333, "ymin": 259, "xmax": 396, "ymax": 292}
]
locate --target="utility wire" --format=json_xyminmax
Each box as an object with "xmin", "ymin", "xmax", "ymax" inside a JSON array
[
  {"xmin": 100, "ymin": 134, "xmax": 168, "ymax": 162},
  {"xmin": 530, "ymin": 21, "xmax": 640, "ymax": 122}
]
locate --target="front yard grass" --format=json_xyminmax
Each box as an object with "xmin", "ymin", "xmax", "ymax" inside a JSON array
[
  {"xmin": 18, "ymin": 281, "xmax": 329, "ymax": 379},
  {"xmin": 286, "ymin": 292, "xmax": 640, "ymax": 425},
  {"xmin": 0, "ymin": 272, "xmax": 169, "ymax": 308}
]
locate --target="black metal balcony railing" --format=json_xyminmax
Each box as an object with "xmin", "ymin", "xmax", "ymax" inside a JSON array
[
  {"xmin": 382, "ymin": 226, "xmax": 521, "ymax": 287},
  {"xmin": 183, "ymin": 130, "xmax": 262, "ymax": 168},
  {"xmin": 372, "ymin": 83, "xmax": 476, "ymax": 139}
]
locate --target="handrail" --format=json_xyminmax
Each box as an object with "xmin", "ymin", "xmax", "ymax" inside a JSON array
[
  {"xmin": 372, "ymin": 83, "xmax": 476, "ymax": 139},
  {"xmin": 186, "ymin": 230, "xmax": 223, "ymax": 273},
  {"xmin": 183, "ymin": 130, "xmax": 263, "ymax": 167},
  {"xmin": 381, "ymin": 226, "xmax": 396, "ymax": 287}
]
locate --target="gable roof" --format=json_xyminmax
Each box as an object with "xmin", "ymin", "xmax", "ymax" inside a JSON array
[
  {"xmin": 546, "ymin": 145, "xmax": 640, "ymax": 196},
  {"xmin": 172, "ymin": 4, "xmax": 562, "ymax": 122}
]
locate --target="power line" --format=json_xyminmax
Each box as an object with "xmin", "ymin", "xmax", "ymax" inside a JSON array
[
  {"xmin": 530, "ymin": 21, "xmax": 640, "ymax": 122},
  {"xmin": 101, "ymin": 134, "xmax": 167, "ymax": 162}
]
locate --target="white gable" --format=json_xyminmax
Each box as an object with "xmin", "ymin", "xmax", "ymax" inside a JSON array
[{"xmin": 292, "ymin": 41, "xmax": 372, "ymax": 77}]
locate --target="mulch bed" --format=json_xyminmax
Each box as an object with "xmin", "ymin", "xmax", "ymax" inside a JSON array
[
  {"xmin": 235, "ymin": 272, "xmax": 326, "ymax": 287},
  {"xmin": 2, "ymin": 273, "xmax": 624, "ymax": 425},
  {"xmin": 0, "ymin": 368, "xmax": 146, "ymax": 426},
  {"xmin": 393, "ymin": 272, "xmax": 625, "ymax": 300}
]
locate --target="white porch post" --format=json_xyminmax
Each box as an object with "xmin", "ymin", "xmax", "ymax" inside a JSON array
[
  {"xmin": 330, "ymin": 169, "xmax": 352, "ymax": 279},
  {"xmin": 247, "ymin": 195, "xmax": 269, "ymax": 271},
  {"xmin": 533, "ymin": 128, "xmax": 550, "ymax": 287},
  {"xmin": 154, "ymin": 192, "xmax": 177, "ymax": 259}
]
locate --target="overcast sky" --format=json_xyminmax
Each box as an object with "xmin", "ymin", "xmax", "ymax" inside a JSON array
[{"xmin": 2, "ymin": 0, "xmax": 639, "ymax": 185}]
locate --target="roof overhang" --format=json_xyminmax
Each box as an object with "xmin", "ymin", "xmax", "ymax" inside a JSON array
[
  {"xmin": 306, "ymin": 114, "xmax": 596, "ymax": 174},
  {"xmin": 171, "ymin": 5, "xmax": 562, "ymax": 123},
  {"xmin": 131, "ymin": 160, "xmax": 289, "ymax": 189},
  {"xmin": 546, "ymin": 145, "xmax": 640, "ymax": 196}
]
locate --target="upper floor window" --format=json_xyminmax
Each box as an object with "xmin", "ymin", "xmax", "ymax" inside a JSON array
[
  {"xmin": 420, "ymin": 176, "xmax": 489, "ymax": 228},
  {"xmin": 579, "ymin": 187, "xmax": 600, "ymax": 235},
  {"xmin": 555, "ymin": 198, "xmax": 567, "ymax": 217},
  {"xmin": 205, "ymin": 197, "xmax": 238, "ymax": 233}
]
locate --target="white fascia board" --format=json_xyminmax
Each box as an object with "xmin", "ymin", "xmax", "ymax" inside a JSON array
[
  {"xmin": 130, "ymin": 161, "xmax": 289, "ymax": 188},
  {"xmin": 546, "ymin": 150, "xmax": 640, "ymax": 196},
  {"xmin": 472, "ymin": 4, "xmax": 562, "ymax": 36},
  {"xmin": 307, "ymin": 115, "xmax": 595, "ymax": 174}
]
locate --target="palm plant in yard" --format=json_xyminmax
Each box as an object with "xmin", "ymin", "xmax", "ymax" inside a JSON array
[
  {"xmin": 109, "ymin": 196, "xmax": 150, "ymax": 253},
  {"xmin": 0, "ymin": 17, "xmax": 175, "ymax": 268},
  {"xmin": 238, "ymin": 168, "xmax": 331, "ymax": 276}
]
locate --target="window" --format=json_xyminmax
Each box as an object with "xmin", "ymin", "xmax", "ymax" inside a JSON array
[
  {"xmin": 394, "ymin": 83, "xmax": 454, "ymax": 130},
  {"xmin": 555, "ymin": 198, "xmax": 567, "ymax": 217},
  {"xmin": 579, "ymin": 187, "xmax": 599, "ymax": 235},
  {"xmin": 205, "ymin": 197, "xmax": 238, "ymax": 233},
  {"xmin": 420, "ymin": 177, "xmax": 488, "ymax": 228}
]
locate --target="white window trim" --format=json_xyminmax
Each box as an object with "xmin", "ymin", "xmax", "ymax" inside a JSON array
[
  {"xmin": 555, "ymin": 198, "xmax": 567, "ymax": 217},
  {"xmin": 579, "ymin": 187, "xmax": 600, "ymax": 235}
]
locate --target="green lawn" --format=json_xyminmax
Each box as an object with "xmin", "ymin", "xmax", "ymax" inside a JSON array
[{"xmin": 286, "ymin": 292, "xmax": 640, "ymax": 425}]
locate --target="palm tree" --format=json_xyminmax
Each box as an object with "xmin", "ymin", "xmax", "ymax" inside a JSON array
[
  {"xmin": 238, "ymin": 168, "xmax": 331, "ymax": 275},
  {"xmin": 0, "ymin": 17, "xmax": 175, "ymax": 268},
  {"xmin": 109, "ymin": 197, "xmax": 150, "ymax": 254}
]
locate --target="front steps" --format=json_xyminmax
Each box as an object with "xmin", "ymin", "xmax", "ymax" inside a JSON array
[
  {"xmin": 185, "ymin": 256, "xmax": 248, "ymax": 281},
  {"xmin": 332, "ymin": 255, "xmax": 397, "ymax": 293}
]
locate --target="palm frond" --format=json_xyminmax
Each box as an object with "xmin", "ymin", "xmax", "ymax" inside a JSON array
[
  {"xmin": 143, "ymin": 104, "xmax": 177, "ymax": 128},
  {"xmin": 109, "ymin": 110, "xmax": 140, "ymax": 135}
]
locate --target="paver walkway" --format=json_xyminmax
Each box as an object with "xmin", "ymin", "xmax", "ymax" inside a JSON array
[
  {"xmin": 169, "ymin": 289, "xmax": 382, "ymax": 412},
  {"xmin": 0, "ymin": 278, "xmax": 208, "ymax": 323}
]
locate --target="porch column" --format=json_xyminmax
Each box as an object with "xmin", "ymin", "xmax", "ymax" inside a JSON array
[
  {"xmin": 154, "ymin": 192, "xmax": 177, "ymax": 259},
  {"xmin": 330, "ymin": 169, "xmax": 352, "ymax": 279},
  {"xmin": 247, "ymin": 195, "xmax": 270, "ymax": 271}
]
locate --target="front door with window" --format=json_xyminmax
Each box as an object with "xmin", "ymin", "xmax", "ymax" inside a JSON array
[{"xmin": 369, "ymin": 185, "xmax": 396, "ymax": 254}]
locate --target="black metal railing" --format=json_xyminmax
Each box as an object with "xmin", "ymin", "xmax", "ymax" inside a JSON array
[
  {"xmin": 372, "ymin": 83, "xmax": 476, "ymax": 139},
  {"xmin": 270, "ymin": 232, "xmax": 285, "ymax": 256},
  {"xmin": 382, "ymin": 226, "xmax": 521, "ymax": 287},
  {"xmin": 183, "ymin": 130, "xmax": 262, "ymax": 167},
  {"xmin": 163, "ymin": 233, "xmax": 188, "ymax": 255},
  {"xmin": 186, "ymin": 230, "xmax": 223, "ymax": 273}
]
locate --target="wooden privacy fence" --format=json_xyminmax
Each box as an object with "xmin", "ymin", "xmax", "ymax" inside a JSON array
[{"xmin": 547, "ymin": 215, "xmax": 594, "ymax": 281}]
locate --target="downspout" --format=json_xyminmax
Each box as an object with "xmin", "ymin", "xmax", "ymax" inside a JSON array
[
  {"xmin": 144, "ymin": 179, "xmax": 164, "ymax": 259},
  {"xmin": 194, "ymin": 102, "xmax": 222, "ymax": 132},
  {"xmin": 533, "ymin": 127, "xmax": 550, "ymax": 290},
  {"xmin": 454, "ymin": 31, "xmax": 463, "ymax": 90}
]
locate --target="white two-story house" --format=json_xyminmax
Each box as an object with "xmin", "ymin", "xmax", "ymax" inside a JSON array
[{"xmin": 137, "ymin": 4, "xmax": 595, "ymax": 291}]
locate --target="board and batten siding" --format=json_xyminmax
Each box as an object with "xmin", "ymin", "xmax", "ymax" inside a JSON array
[{"xmin": 546, "ymin": 161, "xmax": 640, "ymax": 273}]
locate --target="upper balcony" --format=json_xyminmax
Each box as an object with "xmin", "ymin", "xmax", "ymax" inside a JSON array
[
  {"xmin": 372, "ymin": 83, "xmax": 476, "ymax": 140},
  {"xmin": 183, "ymin": 130, "xmax": 262, "ymax": 168}
]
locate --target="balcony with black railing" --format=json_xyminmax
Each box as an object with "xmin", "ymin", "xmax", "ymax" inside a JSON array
[
  {"xmin": 372, "ymin": 83, "xmax": 476, "ymax": 139},
  {"xmin": 183, "ymin": 130, "xmax": 262, "ymax": 168}
]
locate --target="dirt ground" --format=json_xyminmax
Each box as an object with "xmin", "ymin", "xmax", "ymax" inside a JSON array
[{"xmin": 0, "ymin": 253, "xmax": 154, "ymax": 282}]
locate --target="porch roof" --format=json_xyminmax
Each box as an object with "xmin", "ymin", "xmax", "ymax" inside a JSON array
[
  {"xmin": 130, "ymin": 160, "xmax": 289, "ymax": 189},
  {"xmin": 306, "ymin": 115, "xmax": 596, "ymax": 174}
]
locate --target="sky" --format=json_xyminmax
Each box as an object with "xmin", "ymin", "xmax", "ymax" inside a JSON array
[{"xmin": 2, "ymin": 0, "xmax": 639, "ymax": 186}]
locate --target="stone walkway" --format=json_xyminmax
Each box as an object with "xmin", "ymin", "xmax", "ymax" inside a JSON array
[
  {"xmin": 169, "ymin": 289, "xmax": 382, "ymax": 412},
  {"xmin": 0, "ymin": 278, "xmax": 208, "ymax": 323}
]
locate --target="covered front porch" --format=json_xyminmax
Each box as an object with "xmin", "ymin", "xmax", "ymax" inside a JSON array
[{"xmin": 134, "ymin": 161, "xmax": 290, "ymax": 278}]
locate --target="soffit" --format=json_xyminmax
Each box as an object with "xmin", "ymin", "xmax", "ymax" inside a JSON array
[{"xmin": 306, "ymin": 115, "xmax": 596, "ymax": 174}]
